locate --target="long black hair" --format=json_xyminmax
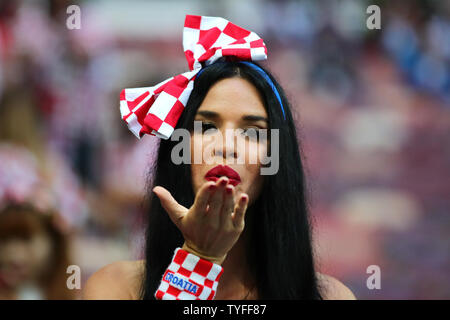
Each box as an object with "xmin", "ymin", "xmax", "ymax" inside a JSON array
[{"xmin": 140, "ymin": 58, "xmax": 323, "ymax": 299}]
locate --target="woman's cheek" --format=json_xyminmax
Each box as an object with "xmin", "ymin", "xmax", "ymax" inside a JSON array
[
  {"xmin": 190, "ymin": 164, "xmax": 199, "ymax": 195},
  {"xmin": 245, "ymin": 141, "xmax": 267, "ymax": 204},
  {"xmin": 241, "ymin": 170, "xmax": 262, "ymax": 206},
  {"xmin": 190, "ymin": 136, "xmax": 200, "ymax": 195}
]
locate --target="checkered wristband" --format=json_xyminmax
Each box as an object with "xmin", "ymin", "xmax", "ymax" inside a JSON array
[{"xmin": 155, "ymin": 248, "xmax": 224, "ymax": 300}]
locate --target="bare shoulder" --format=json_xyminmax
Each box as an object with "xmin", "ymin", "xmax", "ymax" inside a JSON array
[
  {"xmin": 316, "ymin": 272, "xmax": 357, "ymax": 300},
  {"xmin": 82, "ymin": 260, "xmax": 145, "ymax": 300}
]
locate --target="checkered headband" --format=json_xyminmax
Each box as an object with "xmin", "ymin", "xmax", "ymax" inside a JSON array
[{"xmin": 119, "ymin": 14, "xmax": 268, "ymax": 140}]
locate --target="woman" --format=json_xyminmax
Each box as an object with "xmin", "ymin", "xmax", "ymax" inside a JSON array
[
  {"xmin": 83, "ymin": 15, "xmax": 356, "ymax": 300},
  {"xmin": 0, "ymin": 84, "xmax": 85, "ymax": 300}
]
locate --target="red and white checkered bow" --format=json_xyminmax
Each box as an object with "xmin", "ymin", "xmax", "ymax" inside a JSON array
[{"xmin": 119, "ymin": 14, "xmax": 268, "ymax": 140}]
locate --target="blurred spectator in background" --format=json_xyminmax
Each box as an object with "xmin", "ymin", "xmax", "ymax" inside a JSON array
[
  {"xmin": 0, "ymin": 140, "xmax": 79, "ymax": 299},
  {"xmin": 0, "ymin": 203, "xmax": 74, "ymax": 300},
  {"xmin": 0, "ymin": 72, "xmax": 87, "ymax": 299},
  {"xmin": 0, "ymin": 85, "xmax": 88, "ymax": 230}
]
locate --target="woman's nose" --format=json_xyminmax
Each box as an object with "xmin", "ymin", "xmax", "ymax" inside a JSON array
[{"xmin": 213, "ymin": 130, "xmax": 239, "ymax": 160}]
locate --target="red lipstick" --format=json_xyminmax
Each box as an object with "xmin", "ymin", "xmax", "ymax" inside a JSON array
[{"xmin": 204, "ymin": 165, "xmax": 241, "ymax": 186}]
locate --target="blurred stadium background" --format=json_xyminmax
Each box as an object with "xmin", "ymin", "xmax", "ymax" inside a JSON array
[{"xmin": 0, "ymin": 0, "xmax": 448, "ymax": 299}]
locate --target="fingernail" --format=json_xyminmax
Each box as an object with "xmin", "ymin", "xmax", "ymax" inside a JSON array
[
  {"xmin": 226, "ymin": 186, "xmax": 233, "ymax": 194},
  {"xmin": 209, "ymin": 184, "xmax": 217, "ymax": 191},
  {"xmin": 220, "ymin": 178, "xmax": 228, "ymax": 186}
]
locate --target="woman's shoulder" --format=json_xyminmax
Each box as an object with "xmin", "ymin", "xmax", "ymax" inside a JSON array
[
  {"xmin": 82, "ymin": 260, "xmax": 145, "ymax": 300},
  {"xmin": 316, "ymin": 272, "xmax": 357, "ymax": 300}
]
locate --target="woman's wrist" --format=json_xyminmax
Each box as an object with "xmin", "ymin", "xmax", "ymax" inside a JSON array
[
  {"xmin": 181, "ymin": 242, "xmax": 227, "ymax": 265},
  {"xmin": 155, "ymin": 247, "xmax": 224, "ymax": 300}
]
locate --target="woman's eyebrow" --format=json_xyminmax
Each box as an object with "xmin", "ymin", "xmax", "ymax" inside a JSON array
[
  {"xmin": 242, "ymin": 115, "xmax": 268, "ymax": 123},
  {"xmin": 196, "ymin": 110, "xmax": 268, "ymax": 123},
  {"xmin": 196, "ymin": 110, "xmax": 219, "ymax": 119}
]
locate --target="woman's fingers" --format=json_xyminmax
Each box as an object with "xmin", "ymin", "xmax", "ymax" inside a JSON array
[
  {"xmin": 221, "ymin": 184, "xmax": 235, "ymax": 227},
  {"xmin": 191, "ymin": 181, "xmax": 216, "ymax": 218},
  {"xmin": 232, "ymin": 193, "xmax": 249, "ymax": 230},
  {"xmin": 207, "ymin": 177, "xmax": 228, "ymax": 222},
  {"xmin": 153, "ymin": 186, "xmax": 187, "ymax": 228}
]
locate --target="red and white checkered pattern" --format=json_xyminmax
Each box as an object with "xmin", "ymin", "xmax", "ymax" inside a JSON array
[
  {"xmin": 155, "ymin": 248, "xmax": 224, "ymax": 300},
  {"xmin": 120, "ymin": 14, "xmax": 268, "ymax": 140}
]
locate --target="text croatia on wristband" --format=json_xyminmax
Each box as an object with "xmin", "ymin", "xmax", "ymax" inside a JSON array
[{"xmin": 155, "ymin": 247, "xmax": 224, "ymax": 300}]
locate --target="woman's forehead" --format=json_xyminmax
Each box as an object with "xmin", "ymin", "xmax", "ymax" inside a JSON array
[{"xmin": 197, "ymin": 77, "xmax": 267, "ymax": 119}]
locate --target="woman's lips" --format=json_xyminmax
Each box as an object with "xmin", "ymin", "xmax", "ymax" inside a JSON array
[{"xmin": 204, "ymin": 165, "xmax": 241, "ymax": 186}]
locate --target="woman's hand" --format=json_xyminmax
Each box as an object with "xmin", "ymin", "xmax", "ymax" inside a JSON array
[{"xmin": 152, "ymin": 177, "xmax": 249, "ymax": 265}]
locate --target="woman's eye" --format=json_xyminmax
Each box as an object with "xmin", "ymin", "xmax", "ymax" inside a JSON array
[
  {"xmin": 201, "ymin": 122, "xmax": 217, "ymax": 133},
  {"xmin": 242, "ymin": 128, "xmax": 261, "ymax": 141}
]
